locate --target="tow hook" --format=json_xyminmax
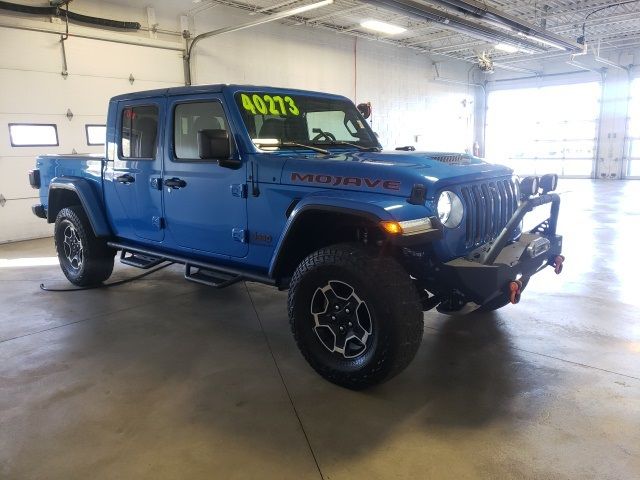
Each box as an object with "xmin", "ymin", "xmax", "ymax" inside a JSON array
[
  {"xmin": 509, "ymin": 280, "xmax": 523, "ymax": 305},
  {"xmin": 552, "ymin": 255, "xmax": 565, "ymax": 275}
]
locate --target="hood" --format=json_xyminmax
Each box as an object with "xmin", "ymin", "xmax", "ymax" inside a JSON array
[{"xmin": 281, "ymin": 150, "xmax": 513, "ymax": 199}]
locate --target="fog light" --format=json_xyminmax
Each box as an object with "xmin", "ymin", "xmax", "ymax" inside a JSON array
[
  {"xmin": 526, "ymin": 237, "xmax": 550, "ymax": 258},
  {"xmin": 519, "ymin": 176, "xmax": 539, "ymax": 199},
  {"xmin": 539, "ymin": 173, "xmax": 558, "ymax": 194}
]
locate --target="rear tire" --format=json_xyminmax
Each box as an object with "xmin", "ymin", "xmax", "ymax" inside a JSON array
[
  {"xmin": 54, "ymin": 206, "xmax": 115, "ymax": 286},
  {"xmin": 288, "ymin": 244, "xmax": 424, "ymax": 390}
]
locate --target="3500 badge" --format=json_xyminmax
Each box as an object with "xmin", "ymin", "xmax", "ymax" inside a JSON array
[{"xmin": 240, "ymin": 93, "xmax": 299, "ymax": 116}]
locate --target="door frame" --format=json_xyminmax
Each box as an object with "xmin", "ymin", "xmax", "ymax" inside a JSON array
[{"xmin": 161, "ymin": 92, "xmax": 249, "ymax": 257}]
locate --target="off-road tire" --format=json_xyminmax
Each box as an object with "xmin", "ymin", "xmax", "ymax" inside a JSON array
[
  {"xmin": 288, "ymin": 244, "xmax": 424, "ymax": 390},
  {"xmin": 476, "ymin": 277, "xmax": 530, "ymax": 312},
  {"xmin": 54, "ymin": 206, "xmax": 115, "ymax": 286}
]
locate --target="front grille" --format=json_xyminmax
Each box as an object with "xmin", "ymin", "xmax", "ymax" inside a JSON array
[{"xmin": 459, "ymin": 179, "xmax": 518, "ymax": 247}]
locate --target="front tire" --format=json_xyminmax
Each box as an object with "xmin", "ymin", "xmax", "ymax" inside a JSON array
[
  {"xmin": 54, "ymin": 206, "xmax": 115, "ymax": 286},
  {"xmin": 288, "ymin": 244, "xmax": 424, "ymax": 390}
]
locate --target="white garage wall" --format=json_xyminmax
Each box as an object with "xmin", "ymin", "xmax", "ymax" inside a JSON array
[
  {"xmin": 190, "ymin": 6, "xmax": 475, "ymax": 151},
  {"xmin": 0, "ymin": 1, "xmax": 475, "ymax": 243},
  {"xmin": 0, "ymin": 12, "xmax": 185, "ymax": 243}
]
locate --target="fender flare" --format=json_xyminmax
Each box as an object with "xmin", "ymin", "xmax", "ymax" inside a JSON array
[
  {"xmin": 268, "ymin": 199, "xmax": 394, "ymax": 279},
  {"xmin": 47, "ymin": 177, "xmax": 112, "ymax": 237}
]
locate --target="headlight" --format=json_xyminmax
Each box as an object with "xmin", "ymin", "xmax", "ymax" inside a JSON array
[{"xmin": 437, "ymin": 191, "xmax": 463, "ymax": 228}]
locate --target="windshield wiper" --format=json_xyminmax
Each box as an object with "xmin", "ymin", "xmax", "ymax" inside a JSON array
[
  {"xmin": 281, "ymin": 142, "xmax": 329, "ymax": 154},
  {"xmin": 313, "ymin": 140, "xmax": 381, "ymax": 152},
  {"xmin": 253, "ymin": 139, "xmax": 328, "ymax": 154}
]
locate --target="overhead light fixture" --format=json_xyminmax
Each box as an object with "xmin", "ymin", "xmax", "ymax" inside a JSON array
[
  {"xmin": 360, "ymin": 19, "xmax": 407, "ymax": 35},
  {"xmin": 494, "ymin": 43, "xmax": 518, "ymax": 53}
]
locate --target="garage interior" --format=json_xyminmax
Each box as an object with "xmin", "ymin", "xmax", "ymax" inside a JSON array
[{"xmin": 1, "ymin": 0, "xmax": 639, "ymax": 478}]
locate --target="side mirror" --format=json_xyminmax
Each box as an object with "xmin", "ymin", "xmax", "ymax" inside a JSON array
[
  {"xmin": 357, "ymin": 102, "xmax": 372, "ymax": 119},
  {"xmin": 197, "ymin": 129, "xmax": 240, "ymax": 168}
]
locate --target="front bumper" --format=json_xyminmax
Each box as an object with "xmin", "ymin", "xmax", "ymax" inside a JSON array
[{"xmin": 439, "ymin": 192, "xmax": 563, "ymax": 305}]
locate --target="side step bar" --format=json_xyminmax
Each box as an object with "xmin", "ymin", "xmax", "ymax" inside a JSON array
[
  {"xmin": 107, "ymin": 241, "xmax": 275, "ymax": 287},
  {"xmin": 120, "ymin": 250, "xmax": 164, "ymax": 269},
  {"xmin": 184, "ymin": 264, "xmax": 243, "ymax": 289}
]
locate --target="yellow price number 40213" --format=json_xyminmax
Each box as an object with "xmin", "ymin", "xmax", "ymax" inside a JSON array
[{"xmin": 240, "ymin": 93, "xmax": 300, "ymax": 116}]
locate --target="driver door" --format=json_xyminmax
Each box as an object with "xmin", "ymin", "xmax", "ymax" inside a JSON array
[{"xmin": 162, "ymin": 95, "xmax": 248, "ymax": 258}]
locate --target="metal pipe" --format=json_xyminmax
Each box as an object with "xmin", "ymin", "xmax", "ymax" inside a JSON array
[
  {"xmin": 360, "ymin": 0, "xmax": 546, "ymax": 53},
  {"xmin": 0, "ymin": 21, "xmax": 184, "ymax": 52},
  {"xmin": 432, "ymin": 77, "xmax": 485, "ymax": 95},
  {"xmin": 184, "ymin": 0, "xmax": 334, "ymax": 85},
  {"xmin": 251, "ymin": 0, "xmax": 301, "ymax": 14},
  {"xmin": 487, "ymin": 69, "xmax": 601, "ymax": 84},
  {"xmin": 482, "ymin": 193, "xmax": 561, "ymax": 265},
  {"xmin": 425, "ymin": 0, "xmax": 581, "ymax": 52}
]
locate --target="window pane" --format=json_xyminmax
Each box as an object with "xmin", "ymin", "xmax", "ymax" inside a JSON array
[
  {"xmin": 628, "ymin": 78, "xmax": 640, "ymax": 138},
  {"xmin": 628, "ymin": 160, "xmax": 640, "ymax": 177},
  {"xmin": 629, "ymin": 139, "xmax": 640, "ymax": 158},
  {"xmin": 86, "ymin": 125, "xmax": 106, "ymax": 145},
  {"xmin": 234, "ymin": 92, "xmax": 379, "ymax": 151},
  {"xmin": 174, "ymin": 102, "xmax": 227, "ymax": 160},
  {"xmin": 562, "ymin": 159, "xmax": 594, "ymax": 176},
  {"xmin": 306, "ymin": 111, "xmax": 358, "ymax": 141},
  {"xmin": 9, "ymin": 124, "xmax": 58, "ymax": 147},
  {"xmin": 121, "ymin": 105, "xmax": 158, "ymax": 159},
  {"xmin": 485, "ymin": 81, "xmax": 600, "ymax": 177}
]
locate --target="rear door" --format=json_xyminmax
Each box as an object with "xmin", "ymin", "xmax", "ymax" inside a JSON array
[
  {"xmin": 162, "ymin": 94, "xmax": 248, "ymax": 257},
  {"xmin": 111, "ymin": 100, "xmax": 164, "ymax": 242}
]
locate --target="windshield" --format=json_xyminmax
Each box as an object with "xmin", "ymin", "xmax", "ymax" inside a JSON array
[{"xmin": 234, "ymin": 92, "xmax": 380, "ymax": 151}]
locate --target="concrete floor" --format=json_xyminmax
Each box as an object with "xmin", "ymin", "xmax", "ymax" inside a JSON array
[{"xmin": 1, "ymin": 179, "xmax": 639, "ymax": 479}]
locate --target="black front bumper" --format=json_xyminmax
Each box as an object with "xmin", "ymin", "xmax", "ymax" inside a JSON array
[{"xmin": 440, "ymin": 193, "xmax": 563, "ymax": 305}]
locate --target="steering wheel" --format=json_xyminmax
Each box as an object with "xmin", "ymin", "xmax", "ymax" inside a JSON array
[{"xmin": 312, "ymin": 130, "xmax": 336, "ymax": 142}]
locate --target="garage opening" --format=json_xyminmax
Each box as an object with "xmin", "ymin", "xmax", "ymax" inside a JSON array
[
  {"xmin": 626, "ymin": 77, "xmax": 640, "ymax": 178},
  {"xmin": 485, "ymin": 81, "xmax": 601, "ymax": 178}
]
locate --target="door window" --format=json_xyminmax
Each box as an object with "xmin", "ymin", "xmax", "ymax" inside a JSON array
[
  {"xmin": 174, "ymin": 101, "xmax": 228, "ymax": 161},
  {"xmin": 120, "ymin": 105, "xmax": 159, "ymax": 159}
]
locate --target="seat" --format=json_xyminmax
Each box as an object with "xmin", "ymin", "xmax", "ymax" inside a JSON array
[
  {"xmin": 259, "ymin": 118, "xmax": 285, "ymax": 139},
  {"xmin": 135, "ymin": 117, "xmax": 158, "ymax": 158},
  {"xmin": 179, "ymin": 116, "xmax": 223, "ymax": 159}
]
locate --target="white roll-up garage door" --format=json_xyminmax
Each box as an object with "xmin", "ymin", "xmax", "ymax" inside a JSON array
[
  {"xmin": 484, "ymin": 81, "xmax": 601, "ymax": 178},
  {"xmin": 624, "ymin": 77, "xmax": 640, "ymax": 178},
  {"xmin": 0, "ymin": 27, "xmax": 183, "ymax": 244}
]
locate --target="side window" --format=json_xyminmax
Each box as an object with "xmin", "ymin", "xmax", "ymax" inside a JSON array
[
  {"xmin": 121, "ymin": 105, "xmax": 158, "ymax": 159},
  {"xmin": 85, "ymin": 124, "xmax": 106, "ymax": 146},
  {"xmin": 174, "ymin": 101, "xmax": 228, "ymax": 160},
  {"xmin": 9, "ymin": 123, "xmax": 58, "ymax": 147},
  {"xmin": 306, "ymin": 111, "xmax": 358, "ymax": 141}
]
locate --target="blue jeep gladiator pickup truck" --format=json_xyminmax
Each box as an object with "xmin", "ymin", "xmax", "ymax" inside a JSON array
[{"xmin": 29, "ymin": 84, "xmax": 564, "ymax": 389}]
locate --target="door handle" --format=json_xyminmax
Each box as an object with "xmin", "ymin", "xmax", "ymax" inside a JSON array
[
  {"xmin": 164, "ymin": 177, "xmax": 187, "ymax": 189},
  {"xmin": 116, "ymin": 174, "xmax": 135, "ymax": 184}
]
